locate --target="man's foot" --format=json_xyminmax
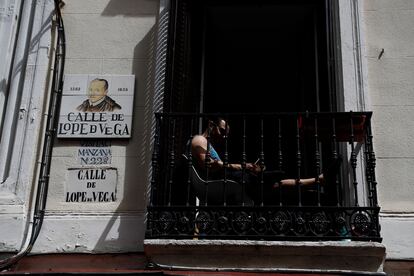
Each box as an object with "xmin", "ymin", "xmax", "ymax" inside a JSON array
[{"xmin": 272, "ymin": 155, "xmax": 343, "ymax": 189}]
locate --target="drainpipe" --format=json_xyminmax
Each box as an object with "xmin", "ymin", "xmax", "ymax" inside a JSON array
[{"xmin": 0, "ymin": 0, "xmax": 65, "ymax": 270}]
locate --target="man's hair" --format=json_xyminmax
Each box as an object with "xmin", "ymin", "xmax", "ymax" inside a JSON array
[
  {"xmin": 91, "ymin": 78, "xmax": 109, "ymax": 91},
  {"xmin": 204, "ymin": 116, "xmax": 226, "ymax": 130},
  {"xmin": 208, "ymin": 116, "xmax": 225, "ymax": 126}
]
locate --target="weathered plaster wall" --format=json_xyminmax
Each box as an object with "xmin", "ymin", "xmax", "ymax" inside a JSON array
[
  {"xmin": 32, "ymin": 0, "xmax": 158, "ymax": 253},
  {"xmin": 0, "ymin": 0, "xmax": 55, "ymax": 253},
  {"xmin": 361, "ymin": 0, "xmax": 414, "ymax": 261}
]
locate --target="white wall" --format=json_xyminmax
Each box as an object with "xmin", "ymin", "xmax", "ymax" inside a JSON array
[
  {"xmin": 361, "ymin": 0, "xmax": 414, "ymax": 260},
  {"xmin": 32, "ymin": 0, "xmax": 158, "ymax": 253}
]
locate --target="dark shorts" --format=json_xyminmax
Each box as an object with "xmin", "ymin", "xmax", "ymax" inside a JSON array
[{"xmin": 225, "ymin": 170, "xmax": 286, "ymax": 204}]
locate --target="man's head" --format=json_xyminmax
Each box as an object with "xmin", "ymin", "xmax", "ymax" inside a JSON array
[
  {"xmin": 88, "ymin": 78, "xmax": 108, "ymax": 103},
  {"xmin": 207, "ymin": 117, "xmax": 229, "ymax": 143}
]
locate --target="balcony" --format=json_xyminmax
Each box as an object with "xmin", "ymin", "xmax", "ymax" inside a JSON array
[
  {"xmin": 144, "ymin": 112, "xmax": 385, "ymax": 273},
  {"xmin": 146, "ymin": 112, "xmax": 381, "ymax": 241},
  {"xmin": 146, "ymin": 112, "xmax": 381, "ymax": 242}
]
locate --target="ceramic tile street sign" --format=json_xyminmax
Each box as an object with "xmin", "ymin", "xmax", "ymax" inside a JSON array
[
  {"xmin": 57, "ymin": 74, "xmax": 135, "ymax": 138},
  {"xmin": 65, "ymin": 167, "xmax": 118, "ymax": 203}
]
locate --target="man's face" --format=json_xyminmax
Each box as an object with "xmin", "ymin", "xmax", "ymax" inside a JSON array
[
  {"xmin": 211, "ymin": 119, "xmax": 229, "ymax": 143},
  {"xmin": 88, "ymin": 80, "xmax": 107, "ymax": 103}
]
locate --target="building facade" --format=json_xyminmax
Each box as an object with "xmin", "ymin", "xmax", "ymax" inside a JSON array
[{"xmin": 0, "ymin": 0, "xmax": 413, "ymax": 275}]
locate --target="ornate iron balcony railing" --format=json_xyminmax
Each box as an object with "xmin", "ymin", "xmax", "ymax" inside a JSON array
[{"xmin": 146, "ymin": 112, "xmax": 381, "ymax": 241}]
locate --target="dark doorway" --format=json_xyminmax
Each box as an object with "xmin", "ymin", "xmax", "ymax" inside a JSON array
[
  {"xmin": 202, "ymin": 2, "xmax": 328, "ymax": 114},
  {"xmin": 163, "ymin": 0, "xmax": 342, "ymax": 203},
  {"xmin": 191, "ymin": 1, "xmax": 333, "ymax": 176},
  {"xmin": 164, "ymin": 0, "xmax": 337, "ymax": 114}
]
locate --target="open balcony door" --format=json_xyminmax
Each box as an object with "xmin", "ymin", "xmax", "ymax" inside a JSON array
[
  {"xmin": 197, "ymin": 1, "xmax": 338, "ymax": 180},
  {"xmin": 161, "ymin": 0, "xmax": 344, "ymax": 204}
]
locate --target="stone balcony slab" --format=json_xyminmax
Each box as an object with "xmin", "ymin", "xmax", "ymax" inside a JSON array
[{"xmin": 144, "ymin": 239, "xmax": 386, "ymax": 274}]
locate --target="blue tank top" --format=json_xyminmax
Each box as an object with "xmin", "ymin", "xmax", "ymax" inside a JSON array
[
  {"xmin": 186, "ymin": 138, "xmax": 221, "ymax": 161},
  {"xmin": 208, "ymin": 144, "xmax": 221, "ymax": 161}
]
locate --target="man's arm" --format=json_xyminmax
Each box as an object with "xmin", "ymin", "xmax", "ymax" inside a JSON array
[
  {"xmin": 191, "ymin": 135, "xmax": 223, "ymax": 171},
  {"xmin": 191, "ymin": 136, "xmax": 259, "ymax": 172}
]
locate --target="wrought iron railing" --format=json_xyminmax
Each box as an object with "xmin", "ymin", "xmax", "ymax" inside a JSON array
[{"xmin": 146, "ymin": 112, "xmax": 381, "ymax": 241}]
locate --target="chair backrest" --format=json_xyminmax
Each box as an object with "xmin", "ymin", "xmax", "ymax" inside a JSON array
[{"xmin": 181, "ymin": 154, "xmax": 253, "ymax": 205}]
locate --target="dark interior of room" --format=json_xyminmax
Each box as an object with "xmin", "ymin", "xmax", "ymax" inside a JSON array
[
  {"xmin": 198, "ymin": 1, "xmax": 330, "ymax": 178},
  {"xmin": 167, "ymin": 0, "xmax": 340, "ymax": 205}
]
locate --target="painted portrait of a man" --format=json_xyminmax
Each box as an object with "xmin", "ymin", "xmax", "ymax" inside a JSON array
[{"xmin": 77, "ymin": 78, "xmax": 122, "ymax": 112}]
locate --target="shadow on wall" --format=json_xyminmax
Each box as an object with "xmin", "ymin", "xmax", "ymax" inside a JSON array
[
  {"xmin": 93, "ymin": 0, "xmax": 158, "ymax": 252},
  {"xmin": 102, "ymin": 0, "xmax": 158, "ymax": 16}
]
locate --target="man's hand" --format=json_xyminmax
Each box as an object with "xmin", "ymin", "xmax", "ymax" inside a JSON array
[{"xmin": 246, "ymin": 163, "xmax": 262, "ymax": 174}]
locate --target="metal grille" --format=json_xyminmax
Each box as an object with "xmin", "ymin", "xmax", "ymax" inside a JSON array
[{"xmin": 146, "ymin": 112, "xmax": 381, "ymax": 241}]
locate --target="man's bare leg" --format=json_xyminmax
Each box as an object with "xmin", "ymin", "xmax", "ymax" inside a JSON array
[{"xmin": 274, "ymin": 174, "xmax": 324, "ymax": 188}]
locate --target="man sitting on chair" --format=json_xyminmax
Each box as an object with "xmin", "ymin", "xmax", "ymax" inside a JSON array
[{"xmin": 190, "ymin": 117, "xmax": 327, "ymax": 203}]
